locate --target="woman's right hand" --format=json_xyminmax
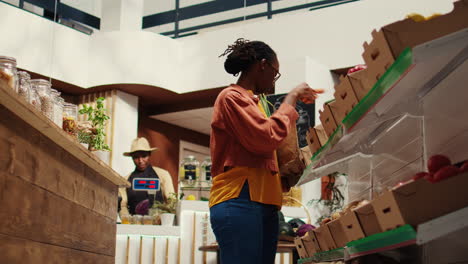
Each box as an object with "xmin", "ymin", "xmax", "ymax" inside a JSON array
[{"xmin": 284, "ymin": 83, "xmax": 324, "ymax": 106}]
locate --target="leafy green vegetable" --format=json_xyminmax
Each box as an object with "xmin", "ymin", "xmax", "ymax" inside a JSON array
[{"xmin": 78, "ymin": 97, "xmax": 111, "ymax": 151}]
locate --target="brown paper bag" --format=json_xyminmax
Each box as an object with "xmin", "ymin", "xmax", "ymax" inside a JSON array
[{"xmin": 277, "ymin": 123, "xmax": 306, "ymax": 188}]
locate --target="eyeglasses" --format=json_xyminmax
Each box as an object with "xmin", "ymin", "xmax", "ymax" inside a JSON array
[{"xmin": 268, "ymin": 62, "xmax": 281, "ymax": 83}]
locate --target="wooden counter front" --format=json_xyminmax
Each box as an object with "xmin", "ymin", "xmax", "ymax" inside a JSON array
[{"xmin": 0, "ymin": 80, "xmax": 129, "ymax": 263}]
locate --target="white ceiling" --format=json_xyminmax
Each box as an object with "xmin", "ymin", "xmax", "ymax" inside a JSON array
[{"xmin": 150, "ymin": 107, "xmax": 213, "ymax": 135}]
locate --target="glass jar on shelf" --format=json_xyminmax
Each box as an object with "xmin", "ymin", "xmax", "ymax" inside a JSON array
[
  {"xmin": 200, "ymin": 156, "xmax": 212, "ymax": 188},
  {"xmin": 55, "ymin": 96, "xmax": 65, "ymax": 127},
  {"xmin": 0, "ymin": 56, "xmax": 18, "ymax": 91},
  {"xmin": 63, "ymin": 103, "xmax": 78, "ymax": 136},
  {"xmin": 29, "ymin": 84, "xmax": 42, "ymax": 111},
  {"xmin": 50, "ymin": 89, "xmax": 61, "ymax": 125},
  {"xmin": 17, "ymin": 71, "xmax": 31, "ymax": 102},
  {"xmin": 31, "ymin": 79, "xmax": 53, "ymax": 119},
  {"xmin": 179, "ymin": 155, "xmax": 200, "ymax": 187}
]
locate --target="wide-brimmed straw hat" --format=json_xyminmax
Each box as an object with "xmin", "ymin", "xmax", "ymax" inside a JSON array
[{"xmin": 123, "ymin": 137, "xmax": 158, "ymax": 156}]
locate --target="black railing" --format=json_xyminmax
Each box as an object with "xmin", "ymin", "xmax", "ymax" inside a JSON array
[
  {"xmin": 143, "ymin": 0, "xmax": 360, "ymax": 38},
  {"xmin": 1, "ymin": 0, "xmax": 100, "ymax": 33}
]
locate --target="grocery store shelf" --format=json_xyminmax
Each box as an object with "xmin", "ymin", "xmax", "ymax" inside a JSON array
[
  {"xmin": 298, "ymin": 28, "xmax": 468, "ymax": 186},
  {"xmin": 298, "ymin": 247, "xmax": 345, "ymax": 264},
  {"xmin": 346, "ymin": 224, "xmax": 416, "ymax": 260},
  {"xmin": 298, "ymin": 207, "xmax": 468, "ymax": 262},
  {"xmin": 417, "ymin": 206, "xmax": 468, "ymax": 245}
]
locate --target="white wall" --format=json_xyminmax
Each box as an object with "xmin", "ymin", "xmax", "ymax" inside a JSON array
[
  {"xmin": 110, "ymin": 90, "xmax": 139, "ymax": 177},
  {"xmin": 0, "ymin": 3, "xmax": 90, "ymax": 87},
  {"xmin": 87, "ymin": 31, "xmax": 183, "ymax": 89}
]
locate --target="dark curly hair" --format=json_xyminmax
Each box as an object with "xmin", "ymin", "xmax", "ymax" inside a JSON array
[{"xmin": 219, "ymin": 38, "xmax": 277, "ymax": 76}]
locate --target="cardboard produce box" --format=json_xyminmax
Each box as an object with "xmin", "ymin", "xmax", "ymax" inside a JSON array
[
  {"xmin": 314, "ymin": 225, "xmax": 337, "ymax": 251},
  {"xmin": 306, "ymin": 124, "xmax": 328, "ymax": 155},
  {"xmin": 333, "ymin": 69, "xmax": 374, "ymax": 123},
  {"xmin": 319, "ymin": 100, "xmax": 340, "ymax": 137},
  {"xmin": 372, "ymin": 171, "xmax": 468, "ymax": 231},
  {"xmin": 333, "ymin": 76, "xmax": 360, "ymax": 123},
  {"xmin": 354, "ymin": 203, "xmax": 383, "ymax": 236},
  {"xmin": 306, "ymin": 229, "xmax": 322, "ymax": 254},
  {"xmin": 339, "ymin": 211, "xmax": 366, "ymax": 243},
  {"xmin": 363, "ymin": 0, "xmax": 468, "ymax": 83},
  {"xmin": 307, "ymin": 127, "xmax": 322, "ymax": 155},
  {"xmin": 327, "ymin": 218, "xmax": 348, "ymax": 248},
  {"xmin": 294, "ymin": 236, "xmax": 309, "ymax": 259},
  {"xmin": 348, "ymin": 68, "xmax": 375, "ymax": 100}
]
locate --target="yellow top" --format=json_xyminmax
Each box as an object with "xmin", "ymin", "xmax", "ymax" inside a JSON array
[{"xmin": 209, "ymin": 94, "xmax": 283, "ymax": 208}]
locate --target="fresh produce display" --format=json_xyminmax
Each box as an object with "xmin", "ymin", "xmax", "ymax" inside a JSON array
[
  {"xmin": 288, "ymin": 218, "xmax": 306, "ymax": 229},
  {"xmin": 347, "ymin": 64, "xmax": 367, "ymax": 75},
  {"xmin": 427, "ymin": 154, "xmax": 451, "ymax": 173},
  {"xmin": 279, "ymin": 221, "xmax": 295, "ymax": 237},
  {"xmin": 461, "ymin": 161, "xmax": 468, "ymax": 172},
  {"xmin": 321, "ymin": 218, "xmax": 331, "ymax": 225},
  {"xmin": 296, "ymin": 224, "xmax": 316, "ymax": 237},
  {"xmin": 412, "ymin": 172, "xmax": 430, "ymax": 181},
  {"xmin": 412, "ymin": 155, "xmax": 467, "ymax": 183},
  {"xmin": 135, "ymin": 199, "xmax": 150, "ymax": 215}
]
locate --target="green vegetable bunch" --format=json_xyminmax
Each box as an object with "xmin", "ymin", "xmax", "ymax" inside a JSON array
[
  {"xmin": 78, "ymin": 97, "xmax": 111, "ymax": 151},
  {"xmin": 152, "ymin": 192, "xmax": 184, "ymax": 214}
]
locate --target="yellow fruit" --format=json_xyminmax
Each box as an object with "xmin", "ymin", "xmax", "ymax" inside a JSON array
[
  {"xmin": 425, "ymin": 13, "xmax": 441, "ymax": 21},
  {"xmin": 406, "ymin": 13, "xmax": 425, "ymax": 22},
  {"xmin": 186, "ymin": 195, "xmax": 196, "ymax": 201}
]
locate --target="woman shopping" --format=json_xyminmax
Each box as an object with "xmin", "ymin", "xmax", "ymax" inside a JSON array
[{"xmin": 209, "ymin": 38, "xmax": 323, "ymax": 264}]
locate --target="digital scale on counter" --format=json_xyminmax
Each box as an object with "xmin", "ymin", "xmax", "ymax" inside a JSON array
[
  {"xmin": 117, "ymin": 178, "xmax": 161, "ymax": 223},
  {"xmin": 132, "ymin": 178, "xmax": 160, "ymax": 194}
]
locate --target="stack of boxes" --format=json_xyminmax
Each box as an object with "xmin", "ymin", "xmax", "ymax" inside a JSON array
[
  {"xmin": 298, "ymin": 0, "xmax": 468, "ymax": 258},
  {"xmin": 306, "ymin": 0, "xmax": 468, "ymax": 158}
]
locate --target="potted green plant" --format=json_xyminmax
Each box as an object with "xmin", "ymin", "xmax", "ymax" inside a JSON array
[
  {"xmin": 77, "ymin": 97, "xmax": 111, "ymax": 162},
  {"xmin": 151, "ymin": 192, "xmax": 183, "ymax": 226}
]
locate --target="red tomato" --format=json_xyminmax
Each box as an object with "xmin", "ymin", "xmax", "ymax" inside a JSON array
[
  {"xmin": 424, "ymin": 173, "xmax": 437, "ymax": 183},
  {"xmin": 413, "ymin": 172, "xmax": 430, "ymax": 180},
  {"xmin": 460, "ymin": 161, "xmax": 468, "ymax": 173},
  {"xmin": 347, "ymin": 64, "xmax": 367, "ymax": 75},
  {"xmin": 433, "ymin": 165, "xmax": 460, "ymax": 182},
  {"xmin": 427, "ymin": 155, "xmax": 451, "ymax": 173}
]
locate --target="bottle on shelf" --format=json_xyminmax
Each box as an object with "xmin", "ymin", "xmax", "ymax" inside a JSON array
[
  {"xmin": 200, "ymin": 156, "xmax": 212, "ymax": 188},
  {"xmin": 179, "ymin": 155, "xmax": 200, "ymax": 188}
]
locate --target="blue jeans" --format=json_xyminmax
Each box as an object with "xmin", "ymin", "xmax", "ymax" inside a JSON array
[{"xmin": 210, "ymin": 182, "xmax": 279, "ymax": 264}]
